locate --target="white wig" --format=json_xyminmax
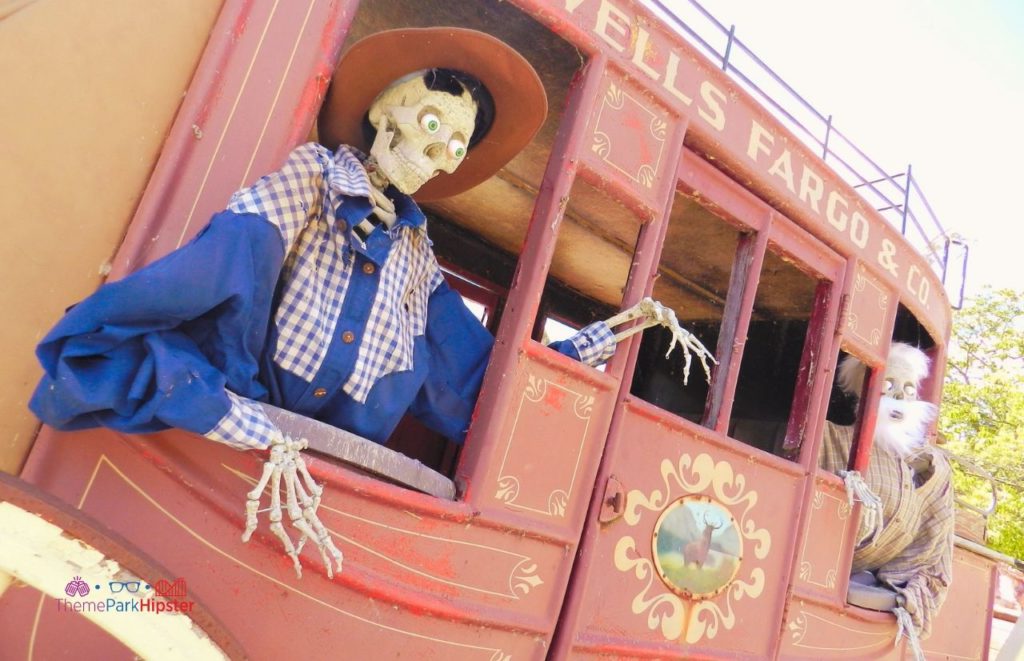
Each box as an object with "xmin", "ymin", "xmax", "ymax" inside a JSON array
[
  {"xmin": 836, "ymin": 342, "xmax": 931, "ymax": 398},
  {"xmin": 836, "ymin": 343, "xmax": 936, "ymax": 457}
]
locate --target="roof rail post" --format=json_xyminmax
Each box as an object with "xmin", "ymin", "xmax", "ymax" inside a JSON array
[
  {"xmin": 722, "ymin": 24, "xmax": 735, "ymax": 71},
  {"xmin": 900, "ymin": 163, "xmax": 913, "ymax": 235},
  {"xmin": 822, "ymin": 114, "xmax": 833, "ymax": 161}
]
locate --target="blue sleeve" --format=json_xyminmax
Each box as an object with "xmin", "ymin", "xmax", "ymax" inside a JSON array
[
  {"xmin": 30, "ymin": 211, "xmax": 285, "ymax": 437},
  {"xmin": 547, "ymin": 320, "xmax": 617, "ymax": 366},
  {"xmin": 409, "ymin": 281, "xmax": 494, "ymax": 444}
]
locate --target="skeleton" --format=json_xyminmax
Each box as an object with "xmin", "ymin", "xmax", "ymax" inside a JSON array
[
  {"xmin": 243, "ymin": 69, "xmax": 716, "ymax": 579},
  {"xmin": 828, "ymin": 343, "xmax": 946, "ymax": 661}
]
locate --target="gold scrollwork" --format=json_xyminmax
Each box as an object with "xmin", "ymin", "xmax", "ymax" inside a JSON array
[
  {"xmin": 495, "ymin": 476, "xmax": 520, "ymax": 503},
  {"xmin": 788, "ymin": 611, "xmax": 808, "ymax": 644},
  {"xmin": 592, "ymin": 130, "xmax": 611, "ymax": 159},
  {"xmin": 614, "ymin": 452, "xmax": 771, "ymax": 644},
  {"xmin": 510, "ymin": 560, "xmax": 544, "ymax": 597},
  {"xmin": 606, "ymin": 82, "xmax": 625, "ymax": 109},
  {"xmin": 524, "ymin": 374, "xmax": 546, "ymax": 402},
  {"xmin": 574, "ymin": 395, "xmax": 595, "ymax": 419},
  {"xmin": 650, "ymin": 116, "xmax": 667, "ymax": 140},
  {"xmin": 637, "ymin": 165, "xmax": 655, "ymax": 189},
  {"xmin": 548, "ymin": 490, "xmax": 568, "ymax": 517}
]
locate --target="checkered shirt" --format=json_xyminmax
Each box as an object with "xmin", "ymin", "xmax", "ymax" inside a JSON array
[
  {"xmin": 820, "ymin": 422, "xmax": 955, "ymax": 638},
  {"xmin": 205, "ymin": 143, "xmax": 618, "ymax": 450},
  {"xmin": 207, "ymin": 143, "xmax": 441, "ymax": 448}
]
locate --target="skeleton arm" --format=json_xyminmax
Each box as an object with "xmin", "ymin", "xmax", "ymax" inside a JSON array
[
  {"xmin": 241, "ymin": 434, "xmax": 344, "ymax": 579},
  {"xmin": 208, "ymin": 393, "xmax": 343, "ymax": 579},
  {"xmin": 602, "ymin": 297, "xmax": 717, "ymax": 385}
]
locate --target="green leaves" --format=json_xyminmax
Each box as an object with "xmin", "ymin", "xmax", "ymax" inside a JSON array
[{"xmin": 941, "ymin": 287, "xmax": 1024, "ymax": 559}]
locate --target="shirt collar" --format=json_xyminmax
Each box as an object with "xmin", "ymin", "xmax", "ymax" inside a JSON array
[{"xmin": 327, "ymin": 146, "xmax": 426, "ymax": 230}]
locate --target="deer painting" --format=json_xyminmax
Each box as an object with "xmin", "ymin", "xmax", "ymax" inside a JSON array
[{"xmin": 683, "ymin": 512, "xmax": 722, "ymax": 568}]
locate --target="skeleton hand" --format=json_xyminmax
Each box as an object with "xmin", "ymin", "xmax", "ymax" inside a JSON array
[
  {"xmin": 606, "ymin": 297, "xmax": 717, "ymax": 385},
  {"xmin": 241, "ymin": 435, "xmax": 344, "ymax": 579}
]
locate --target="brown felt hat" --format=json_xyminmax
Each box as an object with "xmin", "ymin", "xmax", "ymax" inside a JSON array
[{"xmin": 318, "ymin": 27, "xmax": 548, "ymax": 201}]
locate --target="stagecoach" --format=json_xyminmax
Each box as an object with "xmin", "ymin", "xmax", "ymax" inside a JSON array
[{"xmin": 0, "ymin": 0, "xmax": 1014, "ymax": 658}]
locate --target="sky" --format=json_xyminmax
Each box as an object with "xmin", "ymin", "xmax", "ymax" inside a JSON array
[{"xmin": 659, "ymin": 0, "xmax": 1024, "ymax": 301}]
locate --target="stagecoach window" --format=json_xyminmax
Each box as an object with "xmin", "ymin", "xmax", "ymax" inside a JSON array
[
  {"xmin": 534, "ymin": 175, "xmax": 641, "ymax": 350},
  {"xmin": 729, "ymin": 248, "xmax": 820, "ymax": 455},
  {"xmin": 630, "ymin": 192, "xmax": 740, "ymax": 424}
]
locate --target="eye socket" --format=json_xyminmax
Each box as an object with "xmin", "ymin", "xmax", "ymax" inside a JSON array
[
  {"xmin": 420, "ymin": 112, "xmax": 441, "ymax": 134},
  {"xmin": 447, "ymin": 139, "xmax": 467, "ymax": 160},
  {"xmin": 883, "ymin": 378, "xmax": 896, "ymax": 394},
  {"xmin": 903, "ymin": 383, "xmax": 917, "ymax": 398}
]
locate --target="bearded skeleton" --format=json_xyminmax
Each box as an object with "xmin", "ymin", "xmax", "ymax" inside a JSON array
[
  {"xmin": 828, "ymin": 343, "xmax": 948, "ymax": 660},
  {"xmin": 242, "ymin": 71, "xmax": 716, "ymax": 578}
]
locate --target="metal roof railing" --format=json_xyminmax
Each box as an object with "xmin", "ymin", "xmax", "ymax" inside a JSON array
[{"xmin": 648, "ymin": 0, "xmax": 968, "ymax": 308}]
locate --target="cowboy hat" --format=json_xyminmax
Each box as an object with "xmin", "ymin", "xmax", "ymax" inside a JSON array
[{"xmin": 317, "ymin": 27, "xmax": 548, "ymax": 201}]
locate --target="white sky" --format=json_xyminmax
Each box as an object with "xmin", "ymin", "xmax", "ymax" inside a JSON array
[{"xmin": 661, "ymin": 0, "xmax": 1024, "ymax": 298}]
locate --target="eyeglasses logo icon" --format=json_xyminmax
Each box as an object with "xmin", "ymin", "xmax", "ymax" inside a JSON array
[
  {"xmin": 64, "ymin": 576, "xmax": 90, "ymax": 597},
  {"xmin": 108, "ymin": 581, "xmax": 142, "ymax": 594}
]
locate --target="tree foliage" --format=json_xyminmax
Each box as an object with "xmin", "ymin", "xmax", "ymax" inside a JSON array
[{"xmin": 940, "ymin": 287, "xmax": 1024, "ymax": 559}]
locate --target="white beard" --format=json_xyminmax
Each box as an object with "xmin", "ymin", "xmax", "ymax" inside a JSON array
[{"xmin": 874, "ymin": 397, "xmax": 937, "ymax": 458}]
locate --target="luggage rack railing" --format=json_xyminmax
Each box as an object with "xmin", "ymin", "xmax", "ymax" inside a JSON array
[{"xmin": 648, "ymin": 0, "xmax": 968, "ymax": 308}]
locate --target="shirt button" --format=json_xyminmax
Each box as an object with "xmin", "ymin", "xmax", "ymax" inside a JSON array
[
  {"xmin": 342, "ymin": 331, "xmax": 356, "ymax": 344},
  {"xmin": 313, "ymin": 388, "xmax": 327, "ymax": 398},
  {"xmin": 362, "ymin": 262, "xmax": 376, "ymax": 275},
  {"xmin": 337, "ymin": 220, "xmax": 347, "ymax": 232}
]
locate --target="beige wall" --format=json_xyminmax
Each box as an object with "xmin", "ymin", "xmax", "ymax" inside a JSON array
[{"xmin": 0, "ymin": 0, "xmax": 223, "ymax": 473}]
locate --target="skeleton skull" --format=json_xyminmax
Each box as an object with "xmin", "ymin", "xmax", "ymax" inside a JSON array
[
  {"xmin": 367, "ymin": 71, "xmax": 478, "ymax": 195},
  {"xmin": 837, "ymin": 343, "xmax": 937, "ymax": 457}
]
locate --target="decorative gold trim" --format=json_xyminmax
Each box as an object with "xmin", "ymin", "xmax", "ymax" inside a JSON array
[
  {"xmin": 589, "ymin": 80, "xmax": 667, "ymax": 190},
  {"xmin": 613, "ymin": 452, "xmax": 770, "ymax": 644},
  {"xmin": 788, "ymin": 609, "xmax": 891, "ymax": 652},
  {"xmin": 239, "ymin": 0, "xmax": 319, "ymax": 185},
  {"xmin": 495, "ymin": 376, "xmax": 593, "ymax": 517},
  {"xmin": 796, "ymin": 487, "xmax": 849, "ymax": 590},
  {"xmin": 178, "ymin": 0, "xmax": 288, "ymax": 247},
  {"xmin": 70, "ymin": 455, "xmax": 513, "ymax": 656},
  {"xmin": 224, "ymin": 465, "xmax": 543, "ymax": 600},
  {"xmin": 848, "ymin": 267, "xmax": 888, "ymax": 347}
]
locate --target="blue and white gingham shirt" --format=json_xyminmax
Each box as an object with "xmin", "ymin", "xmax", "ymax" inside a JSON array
[{"xmin": 204, "ymin": 144, "xmax": 616, "ymax": 450}]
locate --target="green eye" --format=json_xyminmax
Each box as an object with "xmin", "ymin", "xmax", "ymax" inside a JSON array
[
  {"xmin": 420, "ymin": 113, "xmax": 440, "ymax": 134},
  {"xmin": 448, "ymin": 139, "xmax": 467, "ymax": 159}
]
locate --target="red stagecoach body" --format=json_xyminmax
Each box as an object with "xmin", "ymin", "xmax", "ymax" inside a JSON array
[{"xmin": 0, "ymin": 0, "xmax": 1006, "ymax": 659}]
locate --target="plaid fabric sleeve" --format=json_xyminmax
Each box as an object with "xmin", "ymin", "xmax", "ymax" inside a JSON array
[
  {"xmin": 204, "ymin": 391, "xmax": 278, "ymax": 451},
  {"xmin": 567, "ymin": 320, "xmax": 618, "ymax": 366}
]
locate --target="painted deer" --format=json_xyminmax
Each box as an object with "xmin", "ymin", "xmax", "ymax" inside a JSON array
[{"xmin": 683, "ymin": 512, "xmax": 722, "ymax": 568}]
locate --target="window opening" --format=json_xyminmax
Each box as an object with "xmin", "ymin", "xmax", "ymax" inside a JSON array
[
  {"xmin": 533, "ymin": 173, "xmax": 642, "ymax": 366},
  {"xmin": 728, "ymin": 247, "xmax": 821, "ymax": 456},
  {"xmin": 630, "ymin": 191, "xmax": 742, "ymax": 423}
]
